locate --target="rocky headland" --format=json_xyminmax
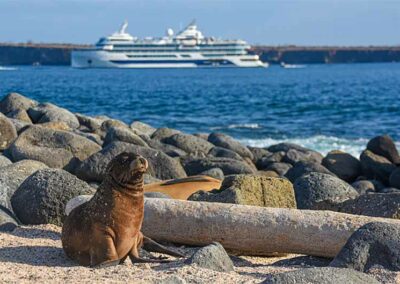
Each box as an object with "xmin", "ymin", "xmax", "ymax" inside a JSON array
[{"xmin": 0, "ymin": 92, "xmax": 399, "ymax": 283}]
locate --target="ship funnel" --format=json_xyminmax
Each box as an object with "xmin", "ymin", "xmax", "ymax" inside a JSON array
[
  {"xmin": 119, "ymin": 20, "xmax": 128, "ymax": 34},
  {"xmin": 167, "ymin": 28, "xmax": 174, "ymax": 37}
]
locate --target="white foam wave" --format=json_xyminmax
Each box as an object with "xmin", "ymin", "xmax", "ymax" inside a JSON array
[
  {"xmin": 0, "ymin": 66, "xmax": 17, "ymax": 71},
  {"xmin": 239, "ymin": 135, "xmax": 400, "ymax": 157},
  {"xmin": 211, "ymin": 123, "xmax": 262, "ymax": 130}
]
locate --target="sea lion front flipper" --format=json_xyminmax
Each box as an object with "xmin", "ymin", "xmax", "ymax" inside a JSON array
[
  {"xmin": 142, "ymin": 236, "xmax": 185, "ymax": 258},
  {"xmin": 89, "ymin": 235, "xmax": 120, "ymax": 267}
]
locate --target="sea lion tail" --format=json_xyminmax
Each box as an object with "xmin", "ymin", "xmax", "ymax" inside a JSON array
[{"xmin": 142, "ymin": 236, "xmax": 185, "ymax": 258}]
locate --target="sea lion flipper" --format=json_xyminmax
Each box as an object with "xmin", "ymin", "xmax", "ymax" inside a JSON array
[
  {"xmin": 90, "ymin": 259, "xmax": 120, "ymax": 269},
  {"xmin": 142, "ymin": 236, "xmax": 185, "ymax": 258},
  {"xmin": 89, "ymin": 235, "xmax": 120, "ymax": 267}
]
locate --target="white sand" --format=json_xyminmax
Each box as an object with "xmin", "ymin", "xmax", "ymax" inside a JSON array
[{"xmin": 0, "ymin": 225, "xmax": 397, "ymax": 283}]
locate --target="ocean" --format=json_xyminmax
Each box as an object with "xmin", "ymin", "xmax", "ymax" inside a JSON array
[{"xmin": 0, "ymin": 63, "xmax": 399, "ymax": 157}]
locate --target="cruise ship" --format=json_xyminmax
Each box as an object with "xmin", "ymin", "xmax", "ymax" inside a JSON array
[{"xmin": 71, "ymin": 21, "xmax": 266, "ymax": 68}]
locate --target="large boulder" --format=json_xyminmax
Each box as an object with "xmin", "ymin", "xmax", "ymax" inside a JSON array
[
  {"xmin": 199, "ymin": 168, "xmax": 224, "ymax": 180},
  {"xmin": 8, "ymin": 125, "xmax": 101, "ymax": 171},
  {"xmin": 103, "ymin": 126, "xmax": 149, "ymax": 147},
  {"xmin": 208, "ymin": 146, "xmax": 244, "ymax": 161},
  {"xmin": 11, "ymin": 168, "xmax": 95, "ymax": 226},
  {"xmin": 389, "ymin": 167, "xmax": 400, "ymax": 189},
  {"xmin": 282, "ymin": 148, "xmax": 323, "ymax": 165},
  {"xmin": 256, "ymin": 151, "xmax": 285, "ymax": 169},
  {"xmin": 268, "ymin": 142, "xmax": 316, "ymax": 153},
  {"xmin": 183, "ymin": 157, "xmax": 256, "ymax": 176},
  {"xmin": 315, "ymin": 193, "xmax": 400, "ymax": 219},
  {"xmin": 6, "ymin": 109, "xmax": 32, "ymax": 123},
  {"xmin": 360, "ymin": 150, "xmax": 396, "ymax": 184},
  {"xmin": 75, "ymin": 113, "xmax": 103, "ymax": 132},
  {"xmin": 145, "ymin": 138, "xmax": 187, "ymax": 158},
  {"xmin": 130, "ymin": 121, "xmax": 156, "ymax": 136},
  {"xmin": 208, "ymin": 132, "xmax": 253, "ymax": 160},
  {"xmin": 330, "ymin": 222, "xmax": 400, "ymax": 271},
  {"xmin": 0, "ymin": 155, "xmax": 12, "ymax": 168},
  {"xmin": 75, "ymin": 141, "xmax": 187, "ymax": 182},
  {"xmin": 248, "ymin": 146, "xmax": 270, "ymax": 164},
  {"xmin": 367, "ymin": 135, "xmax": 400, "ymax": 164},
  {"xmin": 28, "ymin": 103, "xmax": 80, "ymax": 129},
  {"xmin": 0, "ymin": 93, "xmax": 37, "ymax": 114},
  {"xmin": 185, "ymin": 242, "xmax": 234, "ymax": 272},
  {"xmin": 163, "ymin": 133, "xmax": 214, "ymax": 155},
  {"xmin": 264, "ymin": 162, "xmax": 292, "ymax": 176},
  {"xmin": 285, "ymin": 161, "xmax": 335, "ymax": 183},
  {"xmin": 263, "ymin": 267, "xmax": 379, "ymax": 284},
  {"xmin": 294, "ymin": 172, "xmax": 359, "ymax": 209},
  {"xmin": 151, "ymin": 127, "xmax": 181, "ymax": 141},
  {"xmin": 189, "ymin": 175, "xmax": 296, "ymax": 208},
  {"xmin": 0, "ymin": 160, "xmax": 48, "ymax": 214},
  {"xmin": 322, "ymin": 150, "xmax": 362, "ymax": 182},
  {"xmin": 0, "ymin": 113, "xmax": 17, "ymax": 150}
]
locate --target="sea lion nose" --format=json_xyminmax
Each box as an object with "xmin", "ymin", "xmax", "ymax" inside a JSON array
[{"xmin": 139, "ymin": 157, "xmax": 148, "ymax": 168}]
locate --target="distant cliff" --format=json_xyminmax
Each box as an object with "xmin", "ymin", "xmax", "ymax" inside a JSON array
[
  {"xmin": 251, "ymin": 46, "xmax": 400, "ymax": 64},
  {"xmin": 1, "ymin": 43, "xmax": 400, "ymax": 65}
]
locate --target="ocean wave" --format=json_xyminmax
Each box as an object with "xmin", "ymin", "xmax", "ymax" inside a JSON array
[
  {"xmin": 0, "ymin": 66, "xmax": 17, "ymax": 71},
  {"xmin": 211, "ymin": 123, "xmax": 262, "ymax": 130},
  {"xmin": 239, "ymin": 135, "xmax": 400, "ymax": 157}
]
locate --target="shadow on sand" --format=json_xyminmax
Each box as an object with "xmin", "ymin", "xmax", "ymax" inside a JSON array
[{"xmin": 6, "ymin": 226, "xmax": 61, "ymax": 241}]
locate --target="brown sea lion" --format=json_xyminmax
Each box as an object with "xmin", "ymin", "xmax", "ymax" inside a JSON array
[
  {"xmin": 144, "ymin": 176, "xmax": 222, "ymax": 200},
  {"xmin": 61, "ymin": 152, "xmax": 183, "ymax": 267}
]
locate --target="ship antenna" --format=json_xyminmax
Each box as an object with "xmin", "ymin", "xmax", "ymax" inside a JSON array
[{"xmin": 119, "ymin": 20, "xmax": 128, "ymax": 34}]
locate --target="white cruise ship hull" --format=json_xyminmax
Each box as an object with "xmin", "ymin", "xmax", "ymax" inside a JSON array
[{"xmin": 71, "ymin": 50, "xmax": 267, "ymax": 68}]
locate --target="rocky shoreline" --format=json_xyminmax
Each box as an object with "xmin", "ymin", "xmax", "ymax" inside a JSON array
[{"xmin": 0, "ymin": 92, "xmax": 399, "ymax": 283}]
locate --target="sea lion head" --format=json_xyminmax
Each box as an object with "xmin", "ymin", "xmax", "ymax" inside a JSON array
[{"xmin": 106, "ymin": 152, "xmax": 148, "ymax": 186}]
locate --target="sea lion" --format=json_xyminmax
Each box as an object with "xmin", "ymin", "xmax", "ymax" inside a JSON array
[
  {"xmin": 62, "ymin": 152, "xmax": 183, "ymax": 267},
  {"xmin": 144, "ymin": 176, "xmax": 222, "ymax": 200}
]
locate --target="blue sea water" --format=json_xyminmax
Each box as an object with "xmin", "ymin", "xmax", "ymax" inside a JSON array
[{"xmin": 0, "ymin": 63, "xmax": 399, "ymax": 156}]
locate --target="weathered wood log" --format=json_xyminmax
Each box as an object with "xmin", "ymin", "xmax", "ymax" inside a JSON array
[{"xmin": 142, "ymin": 199, "xmax": 400, "ymax": 258}]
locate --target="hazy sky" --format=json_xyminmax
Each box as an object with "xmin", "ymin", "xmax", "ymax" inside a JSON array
[{"xmin": 0, "ymin": 0, "xmax": 399, "ymax": 45}]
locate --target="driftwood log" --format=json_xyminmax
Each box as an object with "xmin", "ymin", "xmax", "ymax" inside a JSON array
[{"xmin": 142, "ymin": 199, "xmax": 400, "ymax": 258}]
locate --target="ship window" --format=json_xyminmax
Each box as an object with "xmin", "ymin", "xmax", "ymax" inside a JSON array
[
  {"xmin": 87, "ymin": 59, "xmax": 92, "ymax": 64},
  {"xmin": 181, "ymin": 54, "xmax": 191, "ymax": 57},
  {"xmin": 240, "ymin": 58, "xmax": 257, "ymax": 62}
]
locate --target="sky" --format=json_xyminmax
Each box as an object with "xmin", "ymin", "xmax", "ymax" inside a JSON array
[{"xmin": 0, "ymin": 0, "xmax": 399, "ymax": 46}]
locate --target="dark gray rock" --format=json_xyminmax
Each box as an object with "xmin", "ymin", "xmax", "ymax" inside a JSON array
[
  {"xmin": 75, "ymin": 141, "xmax": 187, "ymax": 182},
  {"xmin": 0, "ymin": 207, "xmax": 19, "ymax": 232},
  {"xmin": 285, "ymin": 161, "xmax": 335, "ymax": 183},
  {"xmin": 75, "ymin": 113, "xmax": 103, "ymax": 132},
  {"xmin": 103, "ymin": 126, "xmax": 149, "ymax": 147},
  {"xmin": 263, "ymin": 267, "xmax": 379, "ymax": 284},
  {"xmin": 268, "ymin": 142, "xmax": 313, "ymax": 153},
  {"xmin": 360, "ymin": 150, "xmax": 396, "ymax": 184},
  {"xmin": 256, "ymin": 151, "xmax": 285, "ymax": 169},
  {"xmin": 146, "ymin": 138, "xmax": 188, "ymax": 158},
  {"xmin": 314, "ymin": 193, "xmax": 400, "ymax": 219},
  {"xmin": 351, "ymin": 180, "xmax": 376, "ymax": 195},
  {"xmin": 0, "ymin": 93, "xmax": 37, "ymax": 114},
  {"xmin": 8, "ymin": 125, "xmax": 101, "ymax": 171},
  {"xmin": 11, "ymin": 168, "xmax": 95, "ymax": 226},
  {"xmin": 151, "ymin": 127, "xmax": 181, "ymax": 141},
  {"xmin": 183, "ymin": 157, "xmax": 256, "ymax": 176},
  {"xmin": 367, "ymin": 135, "xmax": 400, "ymax": 164},
  {"xmin": 144, "ymin": 192, "xmax": 171, "ymax": 199},
  {"xmin": 208, "ymin": 132, "xmax": 253, "ymax": 160},
  {"xmin": 330, "ymin": 222, "xmax": 400, "ymax": 272},
  {"xmin": 72, "ymin": 130, "xmax": 103, "ymax": 145},
  {"xmin": 28, "ymin": 103, "xmax": 80, "ymax": 129},
  {"xmin": 264, "ymin": 162, "xmax": 292, "ymax": 176},
  {"xmin": 322, "ymin": 150, "xmax": 362, "ymax": 182},
  {"xmin": 185, "ymin": 242, "xmax": 234, "ymax": 272},
  {"xmin": 193, "ymin": 133, "xmax": 209, "ymax": 141},
  {"xmin": 283, "ymin": 148, "xmax": 323, "ymax": 165},
  {"xmin": 389, "ymin": 167, "xmax": 400, "ymax": 189},
  {"xmin": 208, "ymin": 146, "xmax": 243, "ymax": 161},
  {"xmin": 130, "ymin": 121, "xmax": 156, "ymax": 136},
  {"xmin": 199, "ymin": 168, "xmax": 224, "ymax": 180},
  {"xmin": 294, "ymin": 172, "xmax": 359, "ymax": 209},
  {"xmin": 248, "ymin": 146, "xmax": 270, "ymax": 164},
  {"xmin": 163, "ymin": 133, "xmax": 214, "ymax": 155},
  {"xmin": 143, "ymin": 174, "xmax": 161, "ymax": 184},
  {"xmin": 0, "ymin": 113, "xmax": 17, "ymax": 150},
  {"xmin": 0, "ymin": 160, "xmax": 48, "ymax": 214}
]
